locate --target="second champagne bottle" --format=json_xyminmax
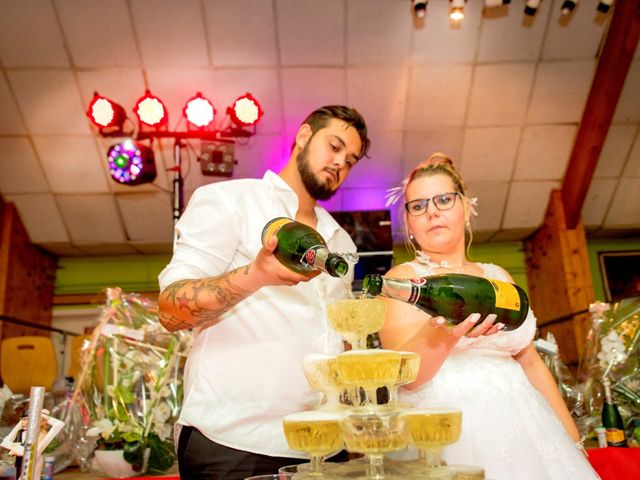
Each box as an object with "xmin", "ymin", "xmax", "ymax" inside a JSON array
[
  {"xmin": 362, "ymin": 273, "xmax": 529, "ymax": 331},
  {"xmin": 261, "ymin": 217, "xmax": 350, "ymax": 278}
]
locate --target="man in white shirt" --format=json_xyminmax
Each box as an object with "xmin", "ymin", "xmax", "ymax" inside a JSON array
[{"xmin": 158, "ymin": 105, "xmax": 370, "ymax": 479}]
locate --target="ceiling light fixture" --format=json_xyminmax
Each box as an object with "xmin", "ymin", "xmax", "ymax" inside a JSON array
[
  {"xmin": 183, "ymin": 92, "xmax": 216, "ymax": 129},
  {"xmin": 560, "ymin": 0, "xmax": 577, "ymax": 15},
  {"xmin": 229, "ymin": 93, "xmax": 264, "ymax": 128},
  {"xmin": 86, "ymin": 92, "xmax": 127, "ymax": 134},
  {"xmin": 134, "ymin": 90, "xmax": 168, "ymax": 128},
  {"xmin": 597, "ymin": 0, "xmax": 613, "ymax": 13},
  {"xmin": 449, "ymin": 0, "xmax": 466, "ymax": 21},
  {"xmin": 412, "ymin": 0, "xmax": 428, "ymax": 18},
  {"xmin": 107, "ymin": 140, "xmax": 157, "ymax": 185},
  {"xmin": 524, "ymin": 0, "xmax": 542, "ymax": 16}
]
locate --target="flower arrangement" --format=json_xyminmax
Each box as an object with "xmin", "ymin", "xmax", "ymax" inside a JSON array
[{"xmin": 75, "ymin": 288, "xmax": 191, "ymax": 474}]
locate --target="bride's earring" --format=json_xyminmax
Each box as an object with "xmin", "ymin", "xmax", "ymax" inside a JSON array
[{"xmin": 409, "ymin": 233, "xmax": 415, "ymax": 240}]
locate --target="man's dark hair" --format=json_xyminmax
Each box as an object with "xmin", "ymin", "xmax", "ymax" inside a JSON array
[{"xmin": 295, "ymin": 105, "xmax": 370, "ymax": 160}]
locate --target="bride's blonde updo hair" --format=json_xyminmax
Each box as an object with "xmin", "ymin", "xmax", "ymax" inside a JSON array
[{"xmin": 403, "ymin": 152, "xmax": 474, "ymax": 256}]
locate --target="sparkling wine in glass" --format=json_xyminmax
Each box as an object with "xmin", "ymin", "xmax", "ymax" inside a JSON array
[
  {"xmin": 341, "ymin": 409, "xmax": 409, "ymax": 480},
  {"xmin": 402, "ymin": 408, "xmax": 462, "ymax": 469},
  {"xmin": 283, "ymin": 411, "xmax": 344, "ymax": 478},
  {"xmin": 336, "ymin": 350, "xmax": 401, "ymax": 406},
  {"xmin": 327, "ymin": 298, "xmax": 387, "ymax": 350},
  {"xmin": 389, "ymin": 351, "xmax": 420, "ymax": 405},
  {"xmin": 303, "ymin": 354, "xmax": 344, "ymax": 411}
]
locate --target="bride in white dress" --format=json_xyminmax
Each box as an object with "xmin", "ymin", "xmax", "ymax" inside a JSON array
[{"xmin": 379, "ymin": 153, "xmax": 600, "ymax": 480}]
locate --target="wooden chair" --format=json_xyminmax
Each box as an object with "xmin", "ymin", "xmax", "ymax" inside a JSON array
[{"xmin": 0, "ymin": 336, "xmax": 57, "ymax": 394}]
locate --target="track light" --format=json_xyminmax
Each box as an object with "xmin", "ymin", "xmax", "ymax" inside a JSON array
[
  {"xmin": 87, "ymin": 93, "xmax": 127, "ymax": 134},
  {"xmin": 134, "ymin": 90, "xmax": 168, "ymax": 129},
  {"xmin": 449, "ymin": 0, "xmax": 466, "ymax": 21},
  {"xmin": 560, "ymin": 0, "xmax": 577, "ymax": 15},
  {"xmin": 524, "ymin": 0, "xmax": 542, "ymax": 16},
  {"xmin": 183, "ymin": 92, "xmax": 216, "ymax": 129},
  {"xmin": 107, "ymin": 140, "xmax": 157, "ymax": 185},
  {"xmin": 412, "ymin": 0, "xmax": 428, "ymax": 18},
  {"xmin": 484, "ymin": 0, "xmax": 511, "ymax": 7},
  {"xmin": 229, "ymin": 93, "xmax": 263, "ymax": 127},
  {"xmin": 597, "ymin": 0, "xmax": 613, "ymax": 13}
]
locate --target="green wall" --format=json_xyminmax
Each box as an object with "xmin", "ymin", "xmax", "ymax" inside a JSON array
[{"xmin": 55, "ymin": 238, "xmax": 640, "ymax": 301}]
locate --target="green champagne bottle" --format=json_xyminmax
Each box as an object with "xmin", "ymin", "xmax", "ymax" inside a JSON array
[
  {"xmin": 261, "ymin": 217, "xmax": 349, "ymax": 278},
  {"xmin": 602, "ymin": 378, "xmax": 627, "ymax": 447},
  {"xmin": 362, "ymin": 273, "xmax": 529, "ymax": 331}
]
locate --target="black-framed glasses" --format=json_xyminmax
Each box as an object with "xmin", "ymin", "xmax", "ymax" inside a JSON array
[{"xmin": 404, "ymin": 192, "xmax": 459, "ymax": 216}]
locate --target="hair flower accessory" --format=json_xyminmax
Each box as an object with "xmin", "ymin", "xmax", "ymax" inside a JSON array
[{"xmin": 384, "ymin": 179, "xmax": 408, "ymax": 207}]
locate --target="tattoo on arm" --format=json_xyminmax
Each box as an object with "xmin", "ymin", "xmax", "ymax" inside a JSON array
[{"xmin": 159, "ymin": 265, "xmax": 252, "ymax": 331}]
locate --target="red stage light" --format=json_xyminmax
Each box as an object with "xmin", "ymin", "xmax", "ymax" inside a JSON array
[
  {"xmin": 134, "ymin": 90, "xmax": 168, "ymax": 128},
  {"xmin": 183, "ymin": 92, "xmax": 216, "ymax": 129},
  {"xmin": 229, "ymin": 93, "xmax": 263, "ymax": 127},
  {"xmin": 87, "ymin": 93, "xmax": 126, "ymax": 131}
]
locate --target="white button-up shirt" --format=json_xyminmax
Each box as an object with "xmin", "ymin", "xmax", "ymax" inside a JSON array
[{"xmin": 158, "ymin": 170, "xmax": 355, "ymax": 457}]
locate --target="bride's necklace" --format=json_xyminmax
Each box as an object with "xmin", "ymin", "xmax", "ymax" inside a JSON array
[{"xmin": 415, "ymin": 251, "xmax": 469, "ymax": 273}]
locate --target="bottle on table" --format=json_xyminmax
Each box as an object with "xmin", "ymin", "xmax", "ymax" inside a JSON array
[
  {"xmin": 261, "ymin": 217, "xmax": 350, "ymax": 278},
  {"xmin": 362, "ymin": 273, "xmax": 529, "ymax": 331},
  {"xmin": 602, "ymin": 377, "xmax": 627, "ymax": 447}
]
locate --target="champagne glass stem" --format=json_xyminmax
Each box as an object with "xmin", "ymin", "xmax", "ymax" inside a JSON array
[
  {"xmin": 367, "ymin": 453, "xmax": 386, "ymax": 479},
  {"xmin": 351, "ymin": 335, "xmax": 367, "ymax": 350},
  {"xmin": 309, "ymin": 454, "xmax": 323, "ymax": 475},
  {"xmin": 421, "ymin": 446, "xmax": 443, "ymax": 468}
]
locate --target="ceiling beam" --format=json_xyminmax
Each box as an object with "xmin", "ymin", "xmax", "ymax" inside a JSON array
[{"xmin": 561, "ymin": 0, "xmax": 640, "ymax": 229}]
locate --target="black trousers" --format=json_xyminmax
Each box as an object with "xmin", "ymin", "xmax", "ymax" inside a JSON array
[{"xmin": 177, "ymin": 426, "xmax": 349, "ymax": 480}]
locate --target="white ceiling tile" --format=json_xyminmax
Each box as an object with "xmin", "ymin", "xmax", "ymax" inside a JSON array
[
  {"xmin": 76, "ymin": 68, "xmax": 147, "ymax": 123},
  {"xmin": 57, "ymin": 194, "xmax": 127, "ymax": 243},
  {"xmin": 460, "ymin": 127, "xmax": 520, "ymax": 181},
  {"xmin": 467, "ymin": 63, "xmax": 535, "ymax": 126},
  {"xmin": 281, "ymin": 68, "xmax": 346, "ymax": 132},
  {"xmin": 0, "ymin": 0, "xmax": 69, "ymax": 67},
  {"xmin": 39, "ymin": 242, "xmax": 89, "ymax": 256},
  {"xmin": 131, "ymin": 0, "xmax": 209, "ymax": 67},
  {"xmin": 613, "ymin": 61, "xmax": 640, "ymax": 124},
  {"xmin": 622, "ymin": 132, "xmax": 640, "ymax": 177},
  {"xmin": 32, "ymin": 136, "xmax": 109, "ymax": 193},
  {"xmin": 78, "ymin": 244, "xmax": 140, "ymax": 255},
  {"xmin": 469, "ymin": 230, "xmax": 496, "ymax": 243},
  {"xmin": 526, "ymin": 61, "xmax": 595, "ymax": 124},
  {"xmin": 594, "ymin": 124, "xmax": 638, "ymax": 178},
  {"xmin": 406, "ymin": 65, "xmax": 472, "ymax": 128},
  {"xmin": 477, "ymin": 2, "xmax": 548, "ymax": 62},
  {"xmin": 347, "ymin": 67, "xmax": 408, "ymax": 132},
  {"xmin": 343, "ymin": 131, "xmax": 403, "ymax": 189},
  {"xmin": 116, "ymin": 192, "xmax": 173, "ymax": 241},
  {"xmin": 465, "ymin": 181, "xmax": 509, "ymax": 231},
  {"xmin": 541, "ymin": 3, "xmax": 606, "ymax": 61},
  {"xmin": 55, "ymin": 0, "xmax": 140, "ymax": 68},
  {"xmin": 604, "ymin": 178, "xmax": 640, "ymax": 226},
  {"xmin": 490, "ymin": 228, "xmax": 537, "ymax": 242},
  {"xmin": 0, "ymin": 137, "xmax": 49, "ymax": 193},
  {"xmin": 502, "ymin": 180, "xmax": 560, "ymax": 228},
  {"xmin": 210, "ymin": 68, "xmax": 283, "ymax": 134},
  {"xmin": 4, "ymin": 193, "xmax": 69, "ymax": 243},
  {"xmin": 0, "ymin": 76, "xmax": 26, "ymax": 134},
  {"xmin": 347, "ymin": 0, "xmax": 411, "ymax": 65},
  {"xmin": 130, "ymin": 242, "xmax": 173, "ymax": 255},
  {"xmin": 204, "ymin": 0, "xmax": 277, "ymax": 67},
  {"xmin": 277, "ymin": 0, "xmax": 344, "ymax": 66},
  {"xmin": 514, "ymin": 125, "xmax": 576, "ymax": 180},
  {"xmin": 411, "ymin": 0, "xmax": 481, "ymax": 64},
  {"xmin": 402, "ymin": 128, "xmax": 465, "ymax": 174},
  {"xmin": 8, "ymin": 70, "xmax": 90, "ymax": 135},
  {"xmin": 582, "ymin": 178, "xmax": 617, "ymax": 227}
]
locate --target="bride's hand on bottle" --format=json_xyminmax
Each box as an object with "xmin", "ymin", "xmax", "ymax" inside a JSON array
[{"xmin": 430, "ymin": 313, "xmax": 502, "ymax": 338}]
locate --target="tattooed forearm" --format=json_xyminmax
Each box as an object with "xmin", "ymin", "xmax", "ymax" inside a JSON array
[{"xmin": 158, "ymin": 265, "xmax": 253, "ymax": 331}]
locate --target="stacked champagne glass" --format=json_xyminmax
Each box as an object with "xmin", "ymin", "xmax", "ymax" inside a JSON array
[{"xmin": 281, "ymin": 296, "xmax": 482, "ymax": 480}]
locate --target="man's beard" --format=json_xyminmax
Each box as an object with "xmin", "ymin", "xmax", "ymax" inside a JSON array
[{"xmin": 296, "ymin": 142, "xmax": 337, "ymax": 201}]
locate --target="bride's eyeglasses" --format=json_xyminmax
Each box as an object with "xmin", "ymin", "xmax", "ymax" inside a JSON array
[{"xmin": 405, "ymin": 192, "xmax": 458, "ymax": 216}]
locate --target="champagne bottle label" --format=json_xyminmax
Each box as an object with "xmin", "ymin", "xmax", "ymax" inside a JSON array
[
  {"xmin": 605, "ymin": 428, "xmax": 626, "ymax": 445},
  {"xmin": 408, "ymin": 279, "xmax": 425, "ymax": 304},
  {"xmin": 489, "ymin": 279, "xmax": 521, "ymax": 311},
  {"xmin": 302, "ymin": 245, "xmax": 325, "ymax": 268},
  {"xmin": 262, "ymin": 217, "xmax": 293, "ymax": 243}
]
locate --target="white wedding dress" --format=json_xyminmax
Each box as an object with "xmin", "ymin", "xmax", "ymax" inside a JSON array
[{"xmin": 397, "ymin": 261, "xmax": 600, "ymax": 480}]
